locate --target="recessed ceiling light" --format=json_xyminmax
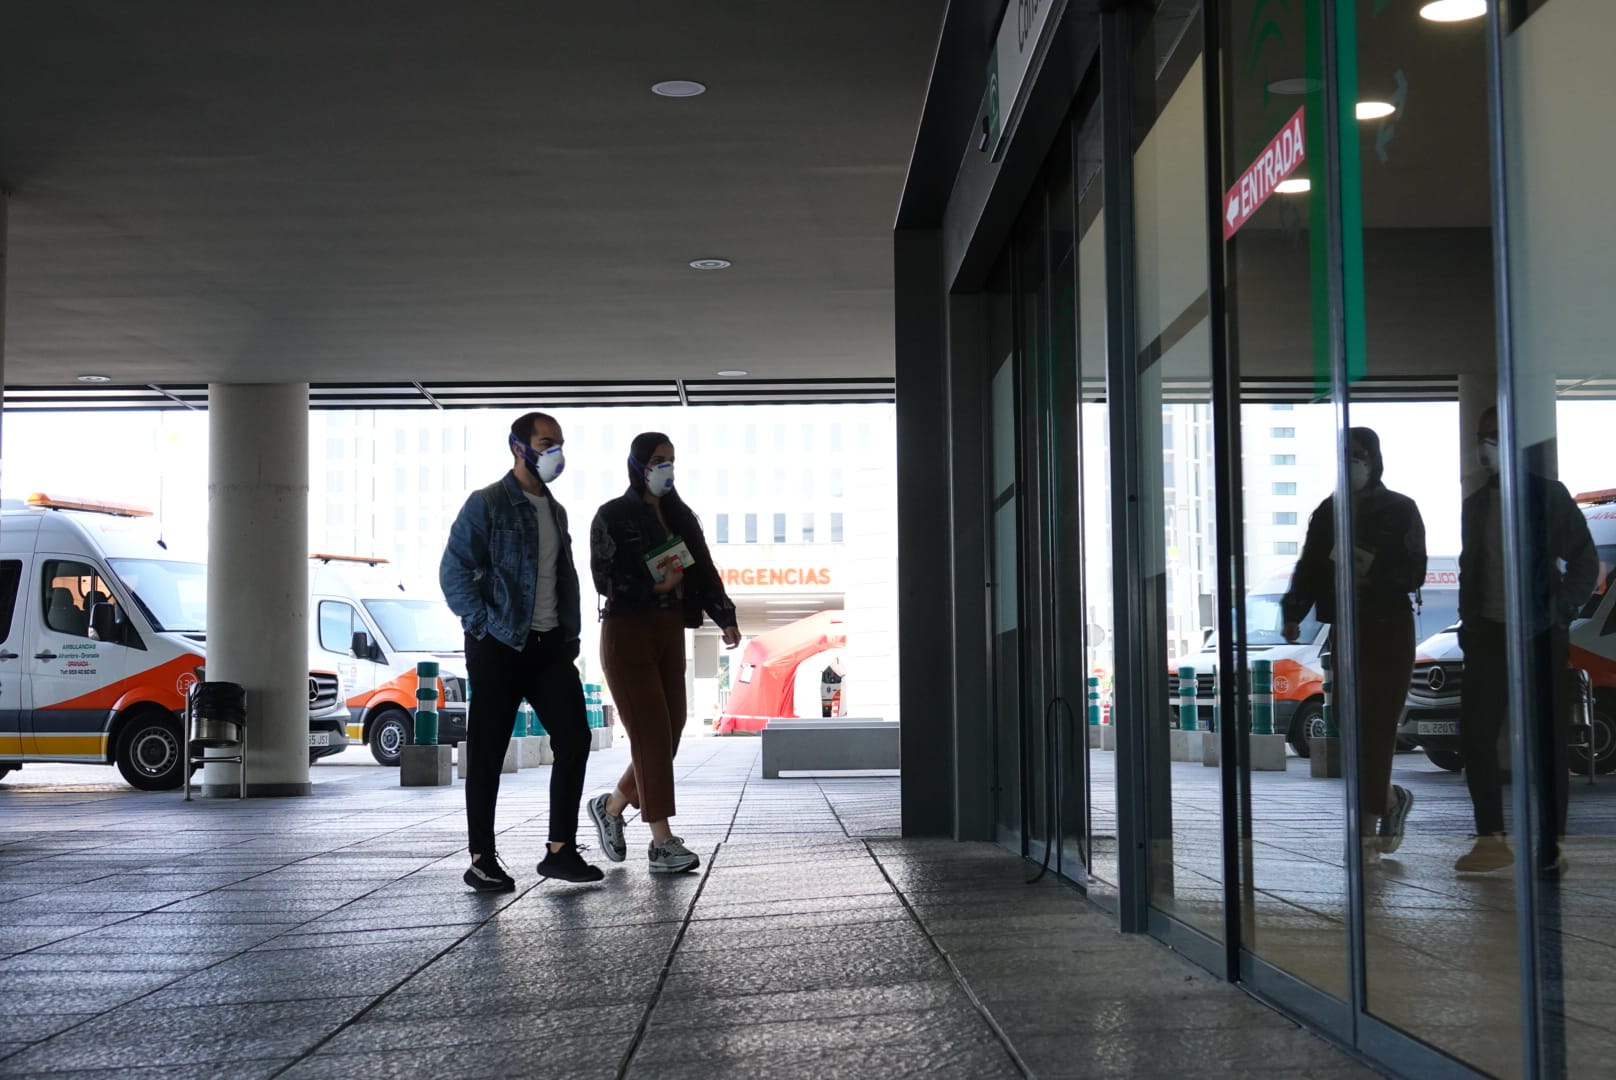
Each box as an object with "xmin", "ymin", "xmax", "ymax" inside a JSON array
[
  {"xmin": 1276, "ymin": 178, "xmax": 1311, "ymax": 194},
  {"xmin": 715, "ymin": 370, "xmax": 749, "ymax": 378},
  {"xmin": 1268, "ymin": 78, "xmax": 1322, "ymax": 95},
  {"xmin": 689, "ymin": 258, "xmax": 731, "ymax": 271},
  {"xmin": 1356, "ymin": 101, "xmax": 1397, "ymax": 120},
  {"xmin": 652, "ymin": 80, "xmax": 707, "ymax": 98},
  {"xmin": 77, "ymin": 374, "xmax": 112, "ymax": 383},
  {"xmin": 1419, "ymin": 0, "xmax": 1486, "ymax": 21}
]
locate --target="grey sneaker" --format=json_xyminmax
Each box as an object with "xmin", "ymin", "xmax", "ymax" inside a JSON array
[
  {"xmin": 1378, "ymin": 785, "xmax": 1415, "ymax": 855},
  {"xmin": 648, "ymin": 836, "xmax": 700, "ymax": 875},
  {"xmin": 588, "ymin": 793, "xmax": 627, "ymax": 863}
]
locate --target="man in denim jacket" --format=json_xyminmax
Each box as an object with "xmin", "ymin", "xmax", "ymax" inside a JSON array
[{"xmin": 441, "ymin": 412, "xmax": 602, "ymax": 890}]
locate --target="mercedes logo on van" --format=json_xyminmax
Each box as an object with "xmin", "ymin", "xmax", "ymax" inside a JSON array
[
  {"xmin": 1428, "ymin": 667, "xmax": 1447, "ymax": 692},
  {"xmin": 308, "ymin": 678, "xmax": 320, "ymax": 705}
]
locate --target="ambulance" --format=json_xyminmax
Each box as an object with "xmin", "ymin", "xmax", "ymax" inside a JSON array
[
  {"xmin": 1401, "ymin": 491, "xmax": 1616, "ymax": 775},
  {"xmin": 1168, "ymin": 561, "xmax": 1459, "ymax": 757},
  {"xmin": 0, "ymin": 495, "xmax": 349, "ymax": 790},
  {"xmin": 307, "ymin": 555, "xmax": 468, "ymax": 766}
]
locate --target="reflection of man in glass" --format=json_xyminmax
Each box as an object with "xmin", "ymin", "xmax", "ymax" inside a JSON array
[
  {"xmin": 1455, "ymin": 407, "xmax": 1596, "ymax": 876},
  {"xmin": 1282, "ymin": 427, "xmax": 1426, "ymax": 861}
]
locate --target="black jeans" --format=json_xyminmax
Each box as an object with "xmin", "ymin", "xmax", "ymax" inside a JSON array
[
  {"xmin": 463, "ymin": 629, "xmax": 590, "ymax": 856},
  {"xmin": 1460, "ymin": 620, "xmax": 1571, "ymax": 862}
]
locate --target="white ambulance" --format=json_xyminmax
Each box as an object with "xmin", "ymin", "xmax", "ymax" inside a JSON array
[
  {"xmin": 307, "ymin": 555, "xmax": 468, "ymax": 766},
  {"xmin": 0, "ymin": 495, "xmax": 349, "ymax": 790},
  {"xmin": 1168, "ymin": 561, "xmax": 1459, "ymax": 756}
]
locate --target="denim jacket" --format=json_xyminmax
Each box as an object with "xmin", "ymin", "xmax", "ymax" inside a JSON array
[{"xmin": 440, "ymin": 472, "xmax": 582, "ymax": 649}]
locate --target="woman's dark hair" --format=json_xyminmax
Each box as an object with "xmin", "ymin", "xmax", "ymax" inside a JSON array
[{"xmin": 626, "ymin": 431, "xmax": 720, "ymax": 602}]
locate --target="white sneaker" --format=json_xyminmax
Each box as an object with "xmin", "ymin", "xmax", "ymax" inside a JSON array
[
  {"xmin": 648, "ymin": 837, "xmax": 700, "ymax": 875},
  {"xmin": 587, "ymin": 793, "xmax": 627, "ymax": 863}
]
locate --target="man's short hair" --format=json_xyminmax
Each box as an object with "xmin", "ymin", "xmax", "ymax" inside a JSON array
[{"xmin": 511, "ymin": 412, "xmax": 559, "ymax": 445}]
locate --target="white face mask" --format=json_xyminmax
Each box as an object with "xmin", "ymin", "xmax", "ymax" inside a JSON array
[
  {"xmin": 645, "ymin": 462, "xmax": 675, "ymax": 496},
  {"xmin": 1349, "ymin": 461, "xmax": 1371, "ymax": 493},
  {"xmin": 1478, "ymin": 438, "xmax": 1500, "ymax": 475},
  {"xmin": 513, "ymin": 437, "xmax": 565, "ymax": 484}
]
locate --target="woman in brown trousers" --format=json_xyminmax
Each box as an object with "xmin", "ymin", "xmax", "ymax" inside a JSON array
[{"xmin": 586, "ymin": 432, "xmax": 741, "ymax": 873}]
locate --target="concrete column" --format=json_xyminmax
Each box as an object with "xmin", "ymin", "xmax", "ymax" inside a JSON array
[
  {"xmin": 203, "ymin": 384, "xmax": 311, "ymax": 796},
  {"xmin": 1, "ymin": 194, "xmax": 7, "ymax": 473}
]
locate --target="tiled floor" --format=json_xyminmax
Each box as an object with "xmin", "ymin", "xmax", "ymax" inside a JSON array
[
  {"xmin": 1087, "ymin": 744, "xmax": 1616, "ymax": 1079},
  {"xmin": 0, "ymin": 736, "xmax": 1372, "ymax": 1079}
]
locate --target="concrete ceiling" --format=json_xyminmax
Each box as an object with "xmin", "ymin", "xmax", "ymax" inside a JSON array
[{"xmin": 0, "ymin": 2, "xmax": 946, "ymax": 387}]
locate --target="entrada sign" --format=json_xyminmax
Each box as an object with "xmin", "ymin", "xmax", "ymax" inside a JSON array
[
  {"xmin": 983, "ymin": 0, "xmax": 1060, "ymax": 160},
  {"xmin": 1223, "ymin": 108, "xmax": 1306, "ymax": 239}
]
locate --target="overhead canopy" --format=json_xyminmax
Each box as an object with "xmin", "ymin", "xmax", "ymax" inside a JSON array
[{"xmin": 717, "ymin": 610, "xmax": 844, "ymax": 734}]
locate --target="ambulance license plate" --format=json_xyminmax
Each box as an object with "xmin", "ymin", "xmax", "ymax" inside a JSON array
[
  {"xmin": 1417, "ymin": 721, "xmax": 1459, "ymax": 737},
  {"xmin": 308, "ymin": 732, "xmax": 331, "ymax": 748}
]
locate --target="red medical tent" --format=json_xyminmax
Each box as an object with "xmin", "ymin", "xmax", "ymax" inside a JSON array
[{"xmin": 716, "ymin": 610, "xmax": 845, "ymax": 734}]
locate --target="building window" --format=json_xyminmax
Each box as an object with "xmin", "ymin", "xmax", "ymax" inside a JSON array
[
  {"xmin": 1271, "ymin": 427, "xmax": 1296, "ymax": 439},
  {"xmin": 1273, "ymin": 512, "xmax": 1298, "ymax": 526},
  {"xmin": 772, "ymin": 468, "xmax": 787, "ymax": 497},
  {"xmin": 830, "ymin": 512, "xmax": 845, "ymax": 543},
  {"xmin": 1271, "ymin": 454, "xmax": 1296, "ymax": 466},
  {"xmin": 774, "ymin": 426, "xmax": 788, "ymax": 454},
  {"xmin": 395, "ymin": 430, "xmax": 408, "ymax": 454},
  {"xmin": 802, "ymin": 427, "xmax": 815, "ymax": 452},
  {"xmin": 773, "ymin": 513, "xmax": 786, "ymax": 543},
  {"xmin": 744, "ymin": 514, "xmax": 758, "ymax": 544},
  {"xmin": 716, "ymin": 469, "xmax": 730, "ymax": 497},
  {"xmin": 802, "ymin": 513, "xmax": 815, "ymax": 543},
  {"xmin": 744, "ymin": 470, "xmax": 758, "ymax": 498},
  {"xmin": 1275, "ymin": 541, "xmax": 1299, "ymax": 555},
  {"xmin": 715, "ymin": 514, "xmax": 729, "ymax": 545},
  {"xmin": 744, "ymin": 425, "xmax": 758, "ymax": 454},
  {"xmin": 1273, "ymin": 482, "xmax": 1297, "ymax": 496},
  {"xmin": 419, "ymin": 430, "xmax": 432, "ymax": 454},
  {"xmin": 830, "ymin": 424, "xmax": 844, "ymax": 452},
  {"xmin": 687, "ymin": 427, "xmax": 700, "ymax": 453},
  {"xmin": 1271, "ymin": 403, "xmax": 1294, "ymax": 411},
  {"xmin": 830, "ymin": 468, "xmax": 845, "ymax": 498}
]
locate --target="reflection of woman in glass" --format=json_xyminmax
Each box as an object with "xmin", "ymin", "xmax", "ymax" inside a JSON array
[
  {"xmin": 1282, "ymin": 427, "xmax": 1426, "ymax": 861},
  {"xmin": 587, "ymin": 432, "xmax": 741, "ymax": 874}
]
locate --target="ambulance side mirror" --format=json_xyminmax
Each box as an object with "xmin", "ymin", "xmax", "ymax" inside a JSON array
[{"xmin": 351, "ymin": 630, "xmax": 383, "ymax": 663}]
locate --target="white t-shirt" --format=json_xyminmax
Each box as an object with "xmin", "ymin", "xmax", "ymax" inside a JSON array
[{"xmin": 524, "ymin": 491, "xmax": 561, "ymax": 633}]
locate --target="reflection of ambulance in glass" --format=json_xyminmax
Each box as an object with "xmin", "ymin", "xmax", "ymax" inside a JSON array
[
  {"xmin": 1168, "ymin": 563, "xmax": 1458, "ymax": 756},
  {"xmin": 0, "ymin": 495, "xmax": 348, "ymax": 789},
  {"xmin": 308, "ymin": 555, "xmax": 468, "ymax": 766}
]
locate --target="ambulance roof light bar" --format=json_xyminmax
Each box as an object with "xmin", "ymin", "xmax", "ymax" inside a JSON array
[
  {"xmin": 1575, "ymin": 489, "xmax": 1616, "ymax": 507},
  {"xmin": 25, "ymin": 493, "xmax": 154, "ymax": 518},
  {"xmin": 310, "ymin": 553, "xmax": 392, "ymax": 566}
]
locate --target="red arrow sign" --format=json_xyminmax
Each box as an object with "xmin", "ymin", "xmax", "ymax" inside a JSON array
[{"xmin": 1224, "ymin": 108, "xmax": 1306, "ymax": 239}]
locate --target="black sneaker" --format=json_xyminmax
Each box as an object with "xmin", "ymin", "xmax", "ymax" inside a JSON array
[
  {"xmin": 1378, "ymin": 785, "xmax": 1415, "ymax": 855},
  {"xmin": 464, "ymin": 853, "xmax": 516, "ymax": 893},
  {"xmin": 537, "ymin": 843, "xmax": 605, "ymax": 883}
]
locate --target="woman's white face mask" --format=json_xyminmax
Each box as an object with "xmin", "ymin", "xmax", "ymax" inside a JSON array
[
  {"xmin": 645, "ymin": 462, "xmax": 675, "ymax": 496},
  {"xmin": 1349, "ymin": 460, "xmax": 1371, "ymax": 493},
  {"xmin": 1478, "ymin": 438, "xmax": 1500, "ymax": 475}
]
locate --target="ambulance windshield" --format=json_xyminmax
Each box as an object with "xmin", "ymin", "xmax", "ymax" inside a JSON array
[
  {"xmin": 364, "ymin": 599, "xmax": 463, "ymax": 653},
  {"xmin": 1247, "ymin": 593, "xmax": 1318, "ymax": 647},
  {"xmin": 109, "ymin": 559, "xmax": 208, "ymax": 633}
]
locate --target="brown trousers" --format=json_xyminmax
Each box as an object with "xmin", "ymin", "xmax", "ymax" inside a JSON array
[
  {"xmin": 601, "ymin": 608, "xmax": 687, "ymax": 822},
  {"xmin": 1351, "ymin": 607, "xmax": 1416, "ymax": 818}
]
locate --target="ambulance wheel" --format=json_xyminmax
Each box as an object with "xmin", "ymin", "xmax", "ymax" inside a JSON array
[
  {"xmin": 1287, "ymin": 701, "xmax": 1324, "ymax": 758},
  {"xmin": 1569, "ymin": 700, "xmax": 1616, "ymax": 777},
  {"xmin": 370, "ymin": 708, "xmax": 412, "ymax": 767},
  {"xmin": 116, "ymin": 711, "xmax": 185, "ymax": 791}
]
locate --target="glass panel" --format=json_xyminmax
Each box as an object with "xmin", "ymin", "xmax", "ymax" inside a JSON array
[
  {"xmin": 1132, "ymin": 6, "xmax": 1223, "ymax": 939},
  {"xmin": 988, "ymin": 257, "xmax": 1023, "ymax": 844},
  {"xmin": 1076, "ymin": 106, "xmax": 1118, "ymax": 896},
  {"xmin": 1017, "ymin": 202, "xmax": 1052, "ymax": 858},
  {"xmin": 1332, "ymin": 1, "xmax": 1518, "ymax": 1069},
  {"xmin": 1503, "ymin": 0, "xmax": 1616, "ymax": 1073},
  {"xmin": 1218, "ymin": 0, "xmax": 1351, "ymax": 1004}
]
